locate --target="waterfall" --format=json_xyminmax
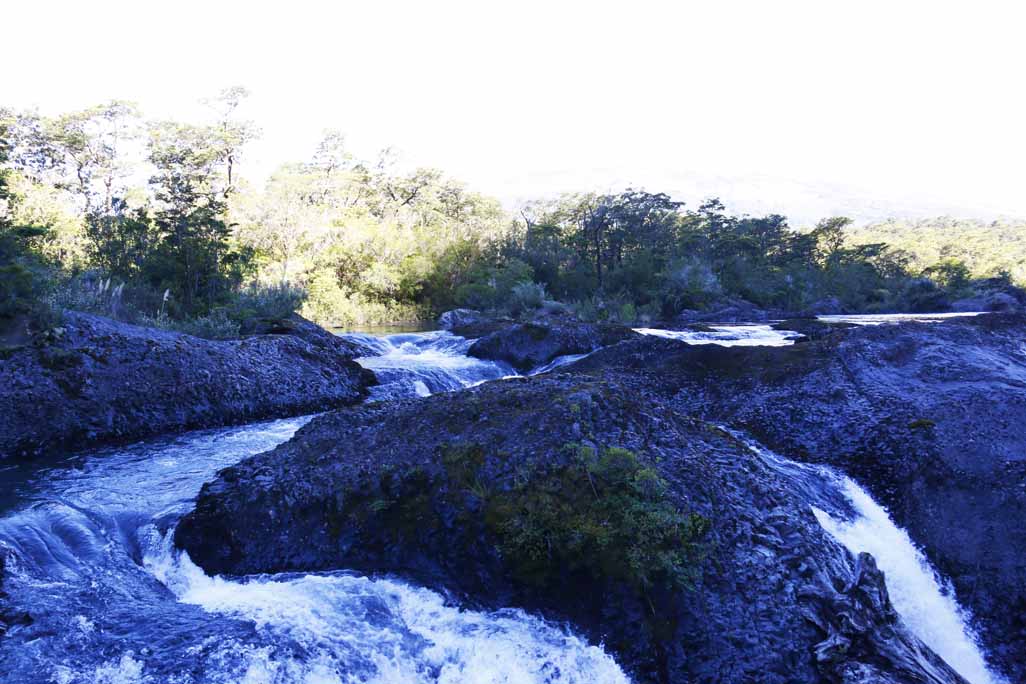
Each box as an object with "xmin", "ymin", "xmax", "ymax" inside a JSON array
[
  {"xmin": 341, "ymin": 330, "xmax": 517, "ymax": 401},
  {"xmin": 735, "ymin": 432, "xmax": 1006, "ymax": 684},
  {"xmin": 813, "ymin": 479, "xmax": 1006, "ymax": 684},
  {"xmin": 634, "ymin": 325, "xmax": 801, "ymax": 346}
]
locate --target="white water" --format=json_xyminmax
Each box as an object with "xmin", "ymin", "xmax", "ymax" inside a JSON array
[
  {"xmin": 813, "ymin": 479, "xmax": 1006, "ymax": 684},
  {"xmin": 144, "ymin": 532, "xmax": 628, "ymax": 684},
  {"xmin": 818, "ymin": 312, "xmax": 985, "ymax": 326},
  {"xmin": 344, "ymin": 331, "xmax": 518, "ymax": 401},
  {"xmin": 528, "ymin": 353, "xmax": 590, "ymax": 376},
  {"xmin": 634, "ymin": 324, "xmax": 802, "ymax": 347},
  {"xmin": 2, "ymin": 318, "xmax": 1009, "ymax": 683},
  {"xmin": 0, "ymin": 410, "xmax": 630, "ymax": 684},
  {"xmin": 731, "ymin": 431, "xmax": 1006, "ymax": 684}
]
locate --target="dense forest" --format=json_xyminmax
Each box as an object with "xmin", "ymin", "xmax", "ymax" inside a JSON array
[
  {"xmin": 848, "ymin": 217, "xmax": 1026, "ymax": 285},
  {"xmin": 1, "ymin": 90, "xmax": 1022, "ymax": 339}
]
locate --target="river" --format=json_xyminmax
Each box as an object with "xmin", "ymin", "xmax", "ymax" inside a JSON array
[{"xmin": 0, "ymin": 315, "xmax": 1004, "ymax": 683}]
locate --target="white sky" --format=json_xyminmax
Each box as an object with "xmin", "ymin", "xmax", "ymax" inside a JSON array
[{"xmin": 5, "ymin": 0, "xmax": 1026, "ymax": 223}]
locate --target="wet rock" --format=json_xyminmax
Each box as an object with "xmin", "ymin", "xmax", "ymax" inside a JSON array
[
  {"xmin": 801, "ymin": 553, "xmax": 961, "ymax": 684},
  {"xmin": 437, "ymin": 308, "xmax": 484, "ymax": 330},
  {"xmin": 0, "ymin": 312, "xmax": 374, "ymax": 459},
  {"xmin": 176, "ymin": 376, "xmax": 965, "ymax": 684},
  {"xmin": 951, "ymin": 291, "xmax": 1021, "ymax": 313},
  {"xmin": 468, "ymin": 319, "xmax": 637, "ymax": 371},
  {"xmin": 567, "ymin": 313, "xmax": 1026, "ymax": 681},
  {"xmin": 772, "ymin": 318, "xmax": 858, "ymax": 342},
  {"xmin": 676, "ymin": 297, "xmax": 773, "ymax": 323}
]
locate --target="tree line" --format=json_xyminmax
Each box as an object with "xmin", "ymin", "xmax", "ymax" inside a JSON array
[{"xmin": 1, "ymin": 89, "xmax": 1020, "ymax": 339}]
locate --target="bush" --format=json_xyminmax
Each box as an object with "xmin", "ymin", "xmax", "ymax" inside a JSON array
[
  {"xmin": 140, "ymin": 309, "xmax": 240, "ymax": 340},
  {"xmin": 483, "ymin": 444, "xmax": 709, "ymax": 592},
  {"xmin": 53, "ymin": 272, "xmax": 171, "ymax": 323},
  {"xmin": 227, "ymin": 282, "xmax": 307, "ymax": 321},
  {"xmin": 454, "ymin": 282, "xmax": 498, "ymax": 310},
  {"xmin": 660, "ymin": 257, "xmax": 722, "ymax": 315},
  {"xmin": 508, "ymin": 281, "xmax": 546, "ymax": 314},
  {"xmin": 301, "ymin": 270, "xmax": 429, "ymax": 328}
]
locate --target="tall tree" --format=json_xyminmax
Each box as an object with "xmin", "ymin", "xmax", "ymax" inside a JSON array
[
  {"xmin": 204, "ymin": 86, "xmax": 259, "ymax": 198},
  {"xmin": 146, "ymin": 121, "xmax": 247, "ymax": 312}
]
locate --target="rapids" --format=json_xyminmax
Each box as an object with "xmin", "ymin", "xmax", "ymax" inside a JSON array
[{"xmin": 0, "ymin": 320, "xmax": 1006, "ymax": 683}]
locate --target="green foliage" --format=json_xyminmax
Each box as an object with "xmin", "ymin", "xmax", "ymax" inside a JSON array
[
  {"xmin": 451, "ymin": 257, "xmax": 536, "ymax": 313},
  {"xmin": 1, "ymin": 119, "xmax": 60, "ymax": 330},
  {"xmin": 849, "ymin": 217, "xmax": 1026, "ymax": 285},
  {"xmin": 509, "ymin": 192, "xmax": 1022, "ymax": 316},
  {"xmin": 148, "ymin": 309, "xmax": 240, "ymax": 340},
  {"xmin": 226, "ymin": 282, "xmax": 307, "ymax": 322},
  {"xmin": 508, "ymin": 281, "xmax": 546, "ymax": 314},
  {"xmin": 337, "ymin": 442, "xmax": 708, "ymax": 609},
  {"xmin": 921, "ymin": 258, "xmax": 972, "ymax": 293},
  {"xmin": 5, "ymin": 93, "xmax": 1023, "ymax": 332},
  {"xmin": 482, "ymin": 444, "xmax": 709, "ymax": 594}
]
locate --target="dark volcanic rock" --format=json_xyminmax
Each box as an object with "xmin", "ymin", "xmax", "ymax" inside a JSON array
[
  {"xmin": 468, "ymin": 319, "xmax": 638, "ymax": 371},
  {"xmin": 176, "ymin": 376, "xmax": 965, "ymax": 684},
  {"xmin": 437, "ymin": 308, "xmax": 484, "ymax": 330},
  {"xmin": 772, "ymin": 318, "xmax": 858, "ymax": 342},
  {"xmin": 0, "ymin": 312, "xmax": 374, "ymax": 459},
  {"xmin": 567, "ymin": 314, "xmax": 1026, "ymax": 681},
  {"xmin": 239, "ymin": 313, "xmax": 374, "ymax": 357},
  {"xmin": 676, "ymin": 298, "xmax": 774, "ymax": 323}
]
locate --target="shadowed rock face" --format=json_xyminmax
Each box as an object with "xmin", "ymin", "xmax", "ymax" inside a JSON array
[
  {"xmin": 467, "ymin": 319, "xmax": 638, "ymax": 371},
  {"xmin": 176, "ymin": 376, "xmax": 966, "ymax": 684},
  {"xmin": 567, "ymin": 314, "xmax": 1026, "ymax": 681},
  {"xmin": 0, "ymin": 312, "xmax": 374, "ymax": 459}
]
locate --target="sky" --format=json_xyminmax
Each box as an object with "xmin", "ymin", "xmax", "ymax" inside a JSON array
[{"xmin": 5, "ymin": 0, "xmax": 1026, "ymax": 224}]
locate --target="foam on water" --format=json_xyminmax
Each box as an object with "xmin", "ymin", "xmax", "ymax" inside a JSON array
[
  {"xmin": 0, "ymin": 408, "xmax": 628, "ymax": 684},
  {"xmin": 813, "ymin": 478, "xmax": 1006, "ymax": 684},
  {"xmin": 818, "ymin": 312, "xmax": 985, "ymax": 325},
  {"xmin": 634, "ymin": 324, "xmax": 802, "ymax": 346},
  {"xmin": 343, "ymin": 330, "xmax": 517, "ymax": 400},
  {"xmin": 729, "ymin": 430, "xmax": 1007, "ymax": 684},
  {"xmin": 143, "ymin": 532, "xmax": 628, "ymax": 684}
]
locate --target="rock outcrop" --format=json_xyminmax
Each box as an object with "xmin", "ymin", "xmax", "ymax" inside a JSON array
[
  {"xmin": 176, "ymin": 376, "xmax": 966, "ymax": 684},
  {"xmin": 468, "ymin": 318, "xmax": 638, "ymax": 371},
  {"xmin": 0, "ymin": 312, "xmax": 374, "ymax": 459},
  {"xmin": 567, "ymin": 313, "xmax": 1026, "ymax": 681}
]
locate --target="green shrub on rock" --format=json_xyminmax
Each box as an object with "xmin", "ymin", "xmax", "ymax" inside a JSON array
[
  {"xmin": 342, "ymin": 441, "xmax": 709, "ymax": 611},
  {"xmin": 483, "ymin": 444, "xmax": 709, "ymax": 594}
]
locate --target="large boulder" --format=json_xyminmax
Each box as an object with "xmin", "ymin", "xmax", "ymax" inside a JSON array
[
  {"xmin": 0, "ymin": 312, "xmax": 374, "ymax": 459},
  {"xmin": 437, "ymin": 308, "xmax": 484, "ymax": 330},
  {"xmin": 239, "ymin": 313, "xmax": 377, "ymax": 357},
  {"xmin": 566, "ymin": 313, "xmax": 1026, "ymax": 681},
  {"xmin": 468, "ymin": 319, "xmax": 638, "ymax": 371},
  {"xmin": 676, "ymin": 298, "xmax": 773, "ymax": 323},
  {"xmin": 951, "ymin": 291, "xmax": 1021, "ymax": 313},
  {"xmin": 176, "ymin": 376, "xmax": 965, "ymax": 684}
]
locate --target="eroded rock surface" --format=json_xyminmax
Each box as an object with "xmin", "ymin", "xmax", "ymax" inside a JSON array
[
  {"xmin": 567, "ymin": 314, "xmax": 1026, "ymax": 680},
  {"xmin": 176, "ymin": 376, "xmax": 965, "ymax": 684},
  {"xmin": 468, "ymin": 318, "xmax": 637, "ymax": 371},
  {"xmin": 0, "ymin": 312, "xmax": 374, "ymax": 459}
]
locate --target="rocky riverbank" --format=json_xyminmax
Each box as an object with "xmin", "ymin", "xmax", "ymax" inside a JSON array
[
  {"xmin": 466, "ymin": 317, "xmax": 638, "ymax": 371},
  {"xmin": 0, "ymin": 312, "xmax": 374, "ymax": 459},
  {"xmin": 565, "ymin": 313, "xmax": 1026, "ymax": 680},
  {"xmin": 176, "ymin": 375, "xmax": 966, "ymax": 684}
]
